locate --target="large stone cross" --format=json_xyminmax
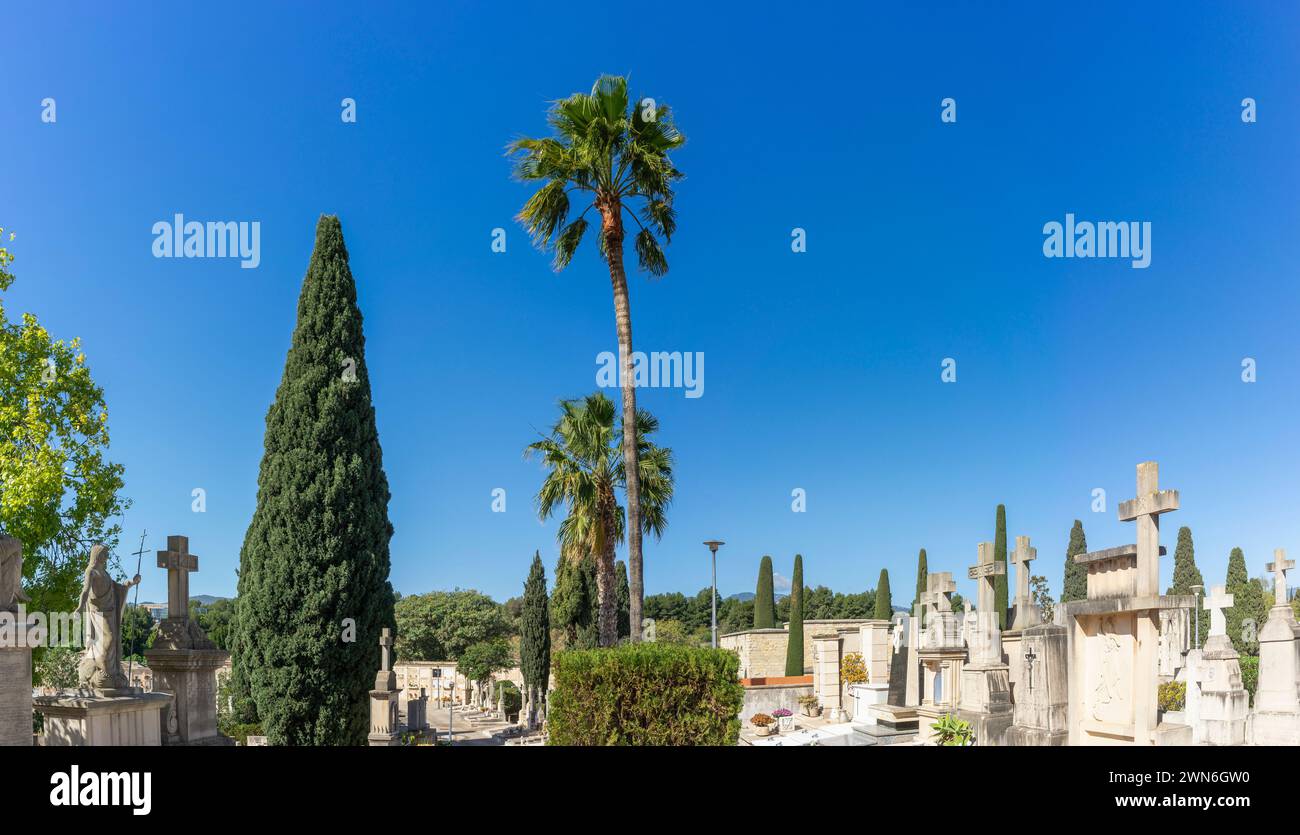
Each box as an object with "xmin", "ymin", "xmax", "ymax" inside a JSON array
[
  {"xmin": 967, "ymin": 541, "xmax": 1005, "ymax": 614},
  {"xmin": 1117, "ymin": 461, "xmax": 1179, "ymax": 596},
  {"xmin": 1010, "ymin": 536, "xmax": 1039, "ymax": 629},
  {"xmin": 1268, "ymin": 549, "xmax": 1294, "ymax": 608},
  {"xmin": 157, "ymin": 535, "xmax": 199, "ymax": 620},
  {"xmin": 923, "ymin": 572, "xmax": 956, "ymax": 614},
  {"xmin": 1204, "ymin": 585, "xmax": 1233, "ymax": 638}
]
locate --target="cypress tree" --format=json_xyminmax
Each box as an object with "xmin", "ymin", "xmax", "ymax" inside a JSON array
[
  {"xmin": 874, "ymin": 568, "xmax": 892, "ymax": 620},
  {"xmin": 754, "ymin": 555, "xmax": 776, "ymax": 628},
  {"xmin": 1166, "ymin": 526, "xmax": 1205, "ymax": 647},
  {"xmin": 994, "ymin": 505, "xmax": 1009, "ymax": 629},
  {"xmin": 1061, "ymin": 520, "xmax": 1089, "ymax": 604},
  {"xmin": 1224, "ymin": 547, "xmax": 1264, "ymax": 656},
  {"xmin": 231, "ymin": 215, "xmax": 396, "ymax": 745},
  {"xmin": 784, "ymin": 554, "xmax": 804, "ymax": 675},
  {"xmin": 615, "ymin": 560, "xmax": 631, "ymax": 640},
  {"xmin": 913, "ymin": 548, "xmax": 928, "ymax": 613},
  {"xmin": 520, "ymin": 552, "xmax": 551, "ymax": 711}
]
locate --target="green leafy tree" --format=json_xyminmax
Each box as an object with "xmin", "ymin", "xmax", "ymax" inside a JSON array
[
  {"xmin": 195, "ymin": 597, "xmax": 236, "ymax": 652},
  {"xmin": 512, "ymin": 76, "xmax": 686, "ymax": 641},
  {"xmin": 754, "ymin": 555, "xmax": 776, "ymax": 628},
  {"xmin": 874, "ymin": 569, "xmax": 892, "ymax": 619},
  {"xmin": 1166, "ymin": 526, "xmax": 1205, "ymax": 647},
  {"xmin": 122, "ymin": 604, "xmax": 155, "ymax": 658},
  {"xmin": 785, "ymin": 555, "xmax": 805, "ymax": 675},
  {"xmin": 1061, "ymin": 520, "xmax": 1089, "ymax": 604},
  {"xmin": 459, "ymin": 639, "xmax": 515, "ymax": 703},
  {"xmin": 1224, "ymin": 547, "xmax": 1265, "ymax": 656},
  {"xmin": 615, "ymin": 560, "xmax": 631, "ymax": 640},
  {"xmin": 949, "ymin": 592, "xmax": 966, "ymax": 613},
  {"xmin": 526, "ymin": 392, "xmax": 673, "ymax": 646},
  {"xmin": 913, "ymin": 548, "xmax": 928, "ymax": 614},
  {"xmin": 230, "ymin": 216, "xmax": 396, "ymax": 745},
  {"xmin": 0, "ymin": 225, "xmax": 129, "ymax": 618},
  {"xmin": 994, "ymin": 505, "xmax": 1008, "ymax": 629},
  {"xmin": 1030, "ymin": 575, "xmax": 1054, "ymax": 623},
  {"xmin": 34, "ymin": 645, "xmax": 80, "ymax": 689},
  {"xmin": 393, "ymin": 589, "xmax": 511, "ymax": 661},
  {"xmin": 552, "ymin": 551, "xmax": 599, "ymax": 649},
  {"xmin": 520, "ymin": 553, "xmax": 551, "ymax": 713}
]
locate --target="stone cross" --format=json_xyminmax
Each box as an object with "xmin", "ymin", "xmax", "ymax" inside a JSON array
[
  {"xmin": 156, "ymin": 535, "xmax": 199, "ymax": 620},
  {"xmin": 1267, "ymin": 549, "xmax": 1294, "ymax": 608},
  {"xmin": 1117, "ymin": 461, "xmax": 1179, "ymax": 597},
  {"xmin": 1204, "ymin": 586, "xmax": 1233, "ymax": 638},
  {"xmin": 923, "ymin": 572, "xmax": 956, "ymax": 613},
  {"xmin": 967, "ymin": 542, "xmax": 1005, "ymax": 614},
  {"xmin": 1011, "ymin": 536, "xmax": 1036, "ymax": 602},
  {"xmin": 379, "ymin": 628, "xmax": 393, "ymax": 672}
]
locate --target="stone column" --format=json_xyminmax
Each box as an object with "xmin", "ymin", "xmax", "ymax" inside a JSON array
[
  {"xmin": 812, "ymin": 633, "xmax": 842, "ymax": 717},
  {"xmin": 0, "ymin": 536, "xmax": 33, "ymax": 746}
]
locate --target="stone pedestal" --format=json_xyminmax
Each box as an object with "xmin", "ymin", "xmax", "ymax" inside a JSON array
[
  {"xmin": 369, "ymin": 627, "xmax": 401, "ymax": 746},
  {"xmin": 849, "ymin": 682, "xmax": 889, "ymax": 724},
  {"xmin": 1252, "ymin": 604, "xmax": 1300, "ymax": 744},
  {"xmin": 0, "ymin": 643, "xmax": 33, "ymax": 746},
  {"xmin": 957, "ymin": 664, "xmax": 1013, "ymax": 746},
  {"xmin": 35, "ymin": 691, "xmax": 171, "ymax": 746},
  {"xmin": 1005, "ymin": 622, "xmax": 1069, "ymax": 746},
  {"xmin": 145, "ymin": 625, "xmax": 230, "ymax": 746},
  {"xmin": 1193, "ymin": 635, "xmax": 1248, "ymax": 746},
  {"xmin": 811, "ymin": 633, "xmax": 842, "ymax": 718}
]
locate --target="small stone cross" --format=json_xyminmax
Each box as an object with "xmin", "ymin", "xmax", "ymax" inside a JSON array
[
  {"xmin": 379, "ymin": 627, "xmax": 393, "ymax": 672},
  {"xmin": 1268, "ymin": 549, "xmax": 1294, "ymax": 608},
  {"xmin": 156, "ymin": 535, "xmax": 199, "ymax": 620},
  {"xmin": 1204, "ymin": 585, "xmax": 1233, "ymax": 638}
]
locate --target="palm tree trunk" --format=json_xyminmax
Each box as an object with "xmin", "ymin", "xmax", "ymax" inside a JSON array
[
  {"xmin": 600, "ymin": 197, "xmax": 644, "ymax": 643},
  {"xmin": 596, "ymin": 501, "xmax": 619, "ymax": 646}
]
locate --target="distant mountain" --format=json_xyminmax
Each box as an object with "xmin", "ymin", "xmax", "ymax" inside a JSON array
[
  {"xmin": 190, "ymin": 594, "xmax": 228, "ymax": 605},
  {"xmin": 727, "ymin": 592, "xmax": 755, "ymax": 602}
]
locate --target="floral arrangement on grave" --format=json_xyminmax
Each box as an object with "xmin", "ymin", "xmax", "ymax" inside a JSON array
[
  {"xmin": 840, "ymin": 652, "xmax": 868, "ymax": 686},
  {"xmin": 931, "ymin": 713, "xmax": 975, "ymax": 747},
  {"xmin": 797, "ymin": 693, "xmax": 821, "ymax": 716},
  {"xmin": 750, "ymin": 713, "xmax": 774, "ymax": 728},
  {"xmin": 771, "ymin": 708, "xmax": 792, "ymax": 718},
  {"xmin": 1158, "ymin": 680, "xmax": 1186, "ymax": 713}
]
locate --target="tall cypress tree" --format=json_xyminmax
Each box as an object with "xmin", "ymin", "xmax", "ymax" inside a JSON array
[
  {"xmin": 784, "ymin": 554, "xmax": 804, "ymax": 675},
  {"xmin": 994, "ymin": 505, "xmax": 1009, "ymax": 629},
  {"xmin": 874, "ymin": 568, "xmax": 892, "ymax": 620},
  {"xmin": 615, "ymin": 560, "xmax": 631, "ymax": 640},
  {"xmin": 231, "ymin": 215, "xmax": 396, "ymax": 745},
  {"xmin": 1167, "ymin": 526, "xmax": 1205, "ymax": 647},
  {"xmin": 913, "ymin": 548, "xmax": 928, "ymax": 613},
  {"xmin": 1224, "ymin": 547, "xmax": 1264, "ymax": 656},
  {"xmin": 754, "ymin": 555, "xmax": 776, "ymax": 628},
  {"xmin": 1061, "ymin": 520, "xmax": 1089, "ymax": 604},
  {"xmin": 520, "ymin": 552, "xmax": 551, "ymax": 711}
]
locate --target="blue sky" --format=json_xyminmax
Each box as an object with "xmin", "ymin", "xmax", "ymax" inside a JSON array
[{"xmin": 2, "ymin": 2, "xmax": 1298, "ymax": 607}]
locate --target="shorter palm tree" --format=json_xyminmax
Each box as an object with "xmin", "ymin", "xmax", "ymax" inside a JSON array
[{"xmin": 526, "ymin": 393, "xmax": 672, "ymax": 647}]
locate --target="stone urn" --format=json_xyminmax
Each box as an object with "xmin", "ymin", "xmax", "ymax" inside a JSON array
[{"xmin": 754, "ymin": 723, "xmax": 777, "ymax": 737}]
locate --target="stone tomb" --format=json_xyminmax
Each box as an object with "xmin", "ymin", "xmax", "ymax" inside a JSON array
[
  {"xmin": 1005, "ymin": 621, "xmax": 1069, "ymax": 745},
  {"xmin": 916, "ymin": 572, "xmax": 966, "ymax": 742},
  {"xmin": 1183, "ymin": 586, "xmax": 1248, "ymax": 745},
  {"xmin": 1061, "ymin": 462, "xmax": 1192, "ymax": 746},
  {"xmin": 861, "ymin": 606, "xmax": 921, "ymax": 744},
  {"xmin": 957, "ymin": 542, "xmax": 1013, "ymax": 745},
  {"xmin": 1252, "ymin": 549, "xmax": 1300, "ymax": 744}
]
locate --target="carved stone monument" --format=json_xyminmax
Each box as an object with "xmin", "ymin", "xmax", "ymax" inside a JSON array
[
  {"xmin": 1005, "ymin": 620, "xmax": 1069, "ymax": 745},
  {"xmin": 35, "ymin": 543, "xmax": 171, "ymax": 745},
  {"xmin": 958, "ymin": 542, "xmax": 1013, "ymax": 745},
  {"xmin": 369, "ymin": 628, "xmax": 401, "ymax": 746},
  {"xmin": 1061, "ymin": 462, "xmax": 1193, "ymax": 745},
  {"xmin": 861, "ymin": 606, "xmax": 921, "ymax": 743},
  {"xmin": 144, "ymin": 536, "xmax": 231, "ymax": 745},
  {"xmin": 1252, "ymin": 549, "xmax": 1300, "ymax": 744},
  {"xmin": 1184, "ymin": 585, "xmax": 1248, "ymax": 745},
  {"xmin": 916, "ymin": 572, "xmax": 966, "ymax": 742},
  {"xmin": 0, "ymin": 535, "xmax": 34, "ymax": 746}
]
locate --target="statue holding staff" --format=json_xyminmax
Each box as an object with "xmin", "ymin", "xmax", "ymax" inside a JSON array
[{"xmin": 76, "ymin": 543, "xmax": 142, "ymax": 694}]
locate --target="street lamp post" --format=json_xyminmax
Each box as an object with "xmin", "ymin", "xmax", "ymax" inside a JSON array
[{"xmin": 704, "ymin": 540, "xmax": 725, "ymax": 648}]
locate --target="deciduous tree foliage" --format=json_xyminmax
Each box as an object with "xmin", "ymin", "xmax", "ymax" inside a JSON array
[
  {"xmin": 230, "ymin": 216, "xmax": 396, "ymax": 746},
  {"xmin": 394, "ymin": 589, "xmax": 511, "ymax": 661}
]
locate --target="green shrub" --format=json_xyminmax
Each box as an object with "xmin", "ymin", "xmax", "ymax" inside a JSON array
[
  {"xmin": 1158, "ymin": 680, "xmax": 1186, "ymax": 712},
  {"xmin": 547, "ymin": 642, "xmax": 744, "ymax": 745},
  {"xmin": 1239, "ymin": 656, "xmax": 1259, "ymax": 702},
  {"xmin": 494, "ymin": 680, "xmax": 522, "ymax": 715}
]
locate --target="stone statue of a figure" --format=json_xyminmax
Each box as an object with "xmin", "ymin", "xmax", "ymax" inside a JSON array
[
  {"xmin": 76, "ymin": 543, "xmax": 142, "ymax": 694},
  {"xmin": 0, "ymin": 535, "xmax": 31, "ymax": 613}
]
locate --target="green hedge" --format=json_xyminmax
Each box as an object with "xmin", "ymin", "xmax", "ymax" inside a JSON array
[
  {"xmin": 547, "ymin": 643, "xmax": 744, "ymax": 745},
  {"xmin": 1239, "ymin": 655, "xmax": 1259, "ymax": 703}
]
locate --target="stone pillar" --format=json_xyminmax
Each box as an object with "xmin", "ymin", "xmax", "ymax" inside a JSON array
[
  {"xmin": 368, "ymin": 628, "xmax": 401, "ymax": 746},
  {"xmin": 812, "ymin": 633, "xmax": 842, "ymax": 717},
  {"xmin": 0, "ymin": 638, "xmax": 33, "ymax": 746}
]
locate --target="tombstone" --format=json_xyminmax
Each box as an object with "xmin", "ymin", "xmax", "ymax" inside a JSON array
[
  {"xmin": 405, "ymin": 687, "xmax": 429, "ymax": 733},
  {"xmin": 849, "ymin": 619, "xmax": 892, "ymax": 723},
  {"xmin": 34, "ymin": 543, "xmax": 171, "ymax": 745},
  {"xmin": 916, "ymin": 572, "xmax": 966, "ymax": 742},
  {"xmin": 244, "ymin": 735, "xmax": 269, "ymax": 747},
  {"xmin": 0, "ymin": 536, "xmax": 34, "ymax": 746},
  {"xmin": 1252, "ymin": 549, "xmax": 1300, "ymax": 744},
  {"xmin": 368, "ymin": 628, "xmax": 401, "ymax": 746},
  {"xmin": 144, "ymin": 536, "xmax": 232, "ymax": 745},
  {"xmin": 1061, "ymin": 462, "xmax": 1192, "ymax": 746},
  {"xmin": 958, "ymin": 543, "xmax": 1014, "ymax": 746},
  {"xmin": 1184, "ymin": 586, "xmax": 1248, "ymax": 745},
  {"xmin": 1010, "ymin": 536, "xmax": 1040, "ymax": 631},
  {"xmin": 1005, "ymin": 620, "xmax": 1069, "ymax": 745},
  {"xmin": 860, "ymin": 607, "xmax": 921, "ymax": 744}
]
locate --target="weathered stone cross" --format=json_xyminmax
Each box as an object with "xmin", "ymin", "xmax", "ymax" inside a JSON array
[
  {"xmin": 967, "ymin": 541, "xmax": 1005, "ymax": 615},
  {"xmin": 1267, "ymin": 549, "xmax": 1294, "ymax": 608},
  {"xmin": 1011, "ymin": 536, "xmax": 1036, "ymax": 601},
  {"xmin": 1024, "ymin": 644, "xmax": 1037, "ymax": 691},
  {"xmin": 1117, "ymin": 461, "xmax": 1179, "ymax": 596},
  {"xmin": 156, "ymin": 535, "xmax": 199, "ymax": 621},
  {"xmin": 379, "ymin": 627, "xmax": 393, "ymax": 672},
  {"xmin": 923, "ymin": 572, "xmax": 956, "ymax": 614},
  {"xmin": 1204, "ymin": 585, "xmax": 1233, "ymax": 638}
]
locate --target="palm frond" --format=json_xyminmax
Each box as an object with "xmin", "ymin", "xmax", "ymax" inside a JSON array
[{"xmin": 633, "ymin": 228, "xmax": 668, "ymax": 276}]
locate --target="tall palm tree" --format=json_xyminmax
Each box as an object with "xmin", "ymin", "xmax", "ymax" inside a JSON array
[
  {"xmin": 511, "ymin": 75, "xmax": 685, "ymax": 642},
  {"xmin": 525, "ymin": 393, "xmax": 673, "ymax": 646}
]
